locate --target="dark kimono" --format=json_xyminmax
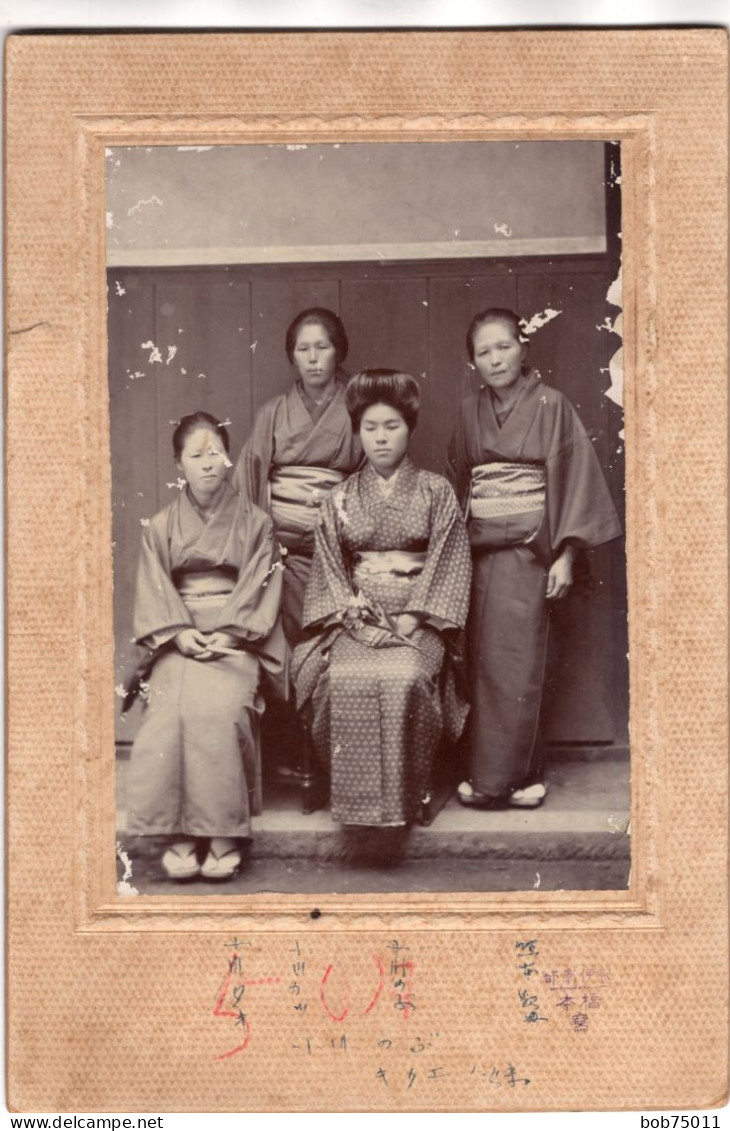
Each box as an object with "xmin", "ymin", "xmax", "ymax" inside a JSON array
[
  {"xmin": 125, "ymin": 483, "xmax": 286, "ymax": 839},
  {"xmin": 233, "ymin": 379, "xmax": 362, "ymax": 645},
  {"xmin": 448, "ymin": 370, "xmax": 623, "ymax": 798},
  {"xmin": 293, "ymin": 458, "xmax": 472, "ymax": 826}
]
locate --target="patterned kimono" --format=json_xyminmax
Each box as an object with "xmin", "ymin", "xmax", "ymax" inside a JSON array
[
  {"xmin": 125, "ymin": 483, "xmax": 286, "ymax": 839},
  {"xmin": 448, "ymin": 370, "xmax": 623, "ymax": 798},
  {"xmin": 294, "ymin": 458, "xmax": 472, "ymax": 826},
  {"xmin": 233, "ymin": 379, "xmax": 362, "ymax": 645}
]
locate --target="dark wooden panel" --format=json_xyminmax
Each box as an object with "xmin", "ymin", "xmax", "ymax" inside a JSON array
[
  {"xmin": 517, "ymin": 270, "xmax": 627, "ymax": 744},
  {"xmin": 154, "ymin": 282, "xmax": 252, "ymax": 483},
  {"xmin": 428, "ymin": 274, "xmax": 519, "ymax": 474},
  {"xmin": 107, "ymin": 273, "xmax": 158, "ymax": 743},
  {"xmin": 250, "ymin": 279, "xmax": 340, "ymax": 413},
  {"xmin": 129, "ymin": 254, "xmax": 611, "ymax": 286},
  {"xmin": 108, "ymin": 258, "xmax": 628, "ymax": 755},
  {"xmin": 517, "ymin": 272, "xmax": 616, "ymax": 467},
  {"xmin": 341, "ymin": 277, "xmax": 431, "ymax": 469}
]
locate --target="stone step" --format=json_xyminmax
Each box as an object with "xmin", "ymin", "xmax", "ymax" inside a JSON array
[{"xmin": 118, "ymin": 757, "xmax": 630, "ymax": 866}]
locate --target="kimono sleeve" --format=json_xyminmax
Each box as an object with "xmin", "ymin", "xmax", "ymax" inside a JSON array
[
  {"xmin": 214, "ymin": 505, "xmax": 284, "ymax": 642},
  {"xmin": 445, "ymin": 395, "xmax": 476, "ymax": 513},
  {"xmin": 214, "ymin": 504, "xmax": 289, "ymax": 698},
  {"xmin": 299, "ymin": 488, "xmax": 355, "ymax": 630},
  {"xmin": 133, "ymin": 517, "xmax": 193, "ymax": 651},
  {"xmin": 404, "ymin": 476, "xmax": 472, "ymax": 630},
  {"xmin": 546, "ymin": 397, "xmax": 623, "ymax": 556}
]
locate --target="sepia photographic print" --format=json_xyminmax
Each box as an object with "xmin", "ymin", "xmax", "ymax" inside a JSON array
[
  {"xmin": 109, "ymin": 139, "xmax": 629, "ymax": 897},
  {"xmin": 7, "ymin": 29, "xmax": 727, "ymax": 1115}
]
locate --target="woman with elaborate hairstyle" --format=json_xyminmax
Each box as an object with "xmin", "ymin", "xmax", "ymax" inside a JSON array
[
  {"xmin": 448, "ymin": 308, "xmax": 622, "ymax": 810},
  {"xmin": 294, "ymin": 370, "xmax": 472, "ymax": 827},
  {"xmin": 124, "ymin": 411, "xmax": 286, "ymax": 881}
]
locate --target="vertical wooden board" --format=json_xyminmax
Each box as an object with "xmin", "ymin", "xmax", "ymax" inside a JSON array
[
  {"xmin": 341, "ymin": 277, "xmax": 431, "ymax": 468},
  {"xmin": 154, "ymin": 278, "xmax": 252, "ymax": 485},
  {"xmin": 517, "ymin": 269, "xmax": 626, "ymax": 745},
  {"xmin": 107, "ymin": 272, "xmax": 158, "ymax": 743},
  {"xmin": 251, "ymin": 277, "xmax": 340, "ymax": 413},
  {"xmin": 517, "ymin": 270, "xmax": 616, "ymax": 466},
  {"xmin": 428, "ymin": 273, "xmax": 520, "ymax": 474}
]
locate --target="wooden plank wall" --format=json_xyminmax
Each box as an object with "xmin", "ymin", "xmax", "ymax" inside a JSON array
[{"xmin": 108, "ymin": 256, "xmax": 627, "ymax": 752}]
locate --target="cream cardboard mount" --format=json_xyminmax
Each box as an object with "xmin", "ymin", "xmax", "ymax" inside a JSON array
[{"xmin": 5, "ymin": 31, "xmax": 728, "ymax": 1113}]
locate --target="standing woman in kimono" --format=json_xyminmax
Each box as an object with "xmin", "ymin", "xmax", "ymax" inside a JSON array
[
  {"xmin": 294, "ymin": 371, "xmax": 472, "ymax": 827},
  {"xmin": 448, "ymin": 308, "xmax": 622, "ymax": 810},
  {"xmin": 233, "ymin": 308, "xmax": 362, "ymax": 645},
  {"xmin": 124, "ymin": 412, "xmax": 286, "ymax": 880},
  {"xmin": 233, "ymin": 308, "xmax": 362, "ymax": 790}
]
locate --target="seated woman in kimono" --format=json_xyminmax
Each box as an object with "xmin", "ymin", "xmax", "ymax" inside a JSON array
[
  {"xmin": 447, "ymin": 308, "xmax": 622, "ymax": 810},
  {"xmin": 124, "ymin": 412, "xmax": 286, "ymax": 881},
  {"xmin": 293, "ymin": 370, "xmax": 472, "ymax": 827},
  {"xmin": 233, "ymin": 308, "xmax": 362, "ymax": 795}
]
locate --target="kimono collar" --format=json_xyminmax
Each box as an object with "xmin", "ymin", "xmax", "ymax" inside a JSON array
[
  {"xmin": 180, "ymin": 479, "xmax": 237, "ymax": 527},
  {"xmin": 478, "ymin": 369, "xmax": 544, "ymax": 450},
  {"xmin": 294, "ymin": 376, "xmax": 344, "ymax": 422}
]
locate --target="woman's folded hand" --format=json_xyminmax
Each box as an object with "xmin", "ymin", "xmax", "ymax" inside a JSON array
[
  {"xmin": 395, "ymin": 613, "xmax": 421, "ymax": 638},
  {"xmin": 205, "ymin": 631, "xmax": 242, "ymax": 655},
  {"xmin": 174, "ymin": 628, "xmax": 213, "ymax": 658}
]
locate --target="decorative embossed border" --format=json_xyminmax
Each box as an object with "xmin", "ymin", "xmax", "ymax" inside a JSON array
[{"xmin": 73, "ymin": 112, "xmax": 657, "ymax": 933}]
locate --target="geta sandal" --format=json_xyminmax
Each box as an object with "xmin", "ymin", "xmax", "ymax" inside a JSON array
[
  {"xmin": 161, "ymin": 841, "xmax": 200, "ymax": 880},
  {"xmin": 201, "ymin": 837, "xmax": 242, "ymax": 881}
]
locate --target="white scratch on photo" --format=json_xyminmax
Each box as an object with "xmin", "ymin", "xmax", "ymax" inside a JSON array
[
  {"xmin": 521, "ymin": 308, "xmax": 563, "ymax": 336},
  {"xmin": 141, "ymin": 340, "xmax": 163, "ymax": 364},
  {"xmin": 116, "ymin": 842, "xmax": 139, "ymax": 897},
  {"xmin": 128, "ymin": 195, "xmax": 164, "ymax": 217}
]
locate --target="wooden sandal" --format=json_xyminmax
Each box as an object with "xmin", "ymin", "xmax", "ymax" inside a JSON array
[{"xmin": 201, "ymin": 837, "xmax": 242, "ymax": 881}]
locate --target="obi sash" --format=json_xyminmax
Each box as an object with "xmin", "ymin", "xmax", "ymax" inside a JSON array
[
  {"xmin": 174, "ymin": 567, "xmax": 237, "ymax": 633},
  {"xmin": 352, "ymin": 550, "xmax": 427, "ymax": 578},
  {"xmin": 269, "ymin": 465, "xmax": 347, "ymax": 533},
  {"xmin": 469, "ymin": 461, "xmax": 546, "ymax": 520}
]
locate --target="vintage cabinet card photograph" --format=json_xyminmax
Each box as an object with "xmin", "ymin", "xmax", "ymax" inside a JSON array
[{"xmin": 5, "ymin": 29, "xmax": 728, "ymax": 1114}]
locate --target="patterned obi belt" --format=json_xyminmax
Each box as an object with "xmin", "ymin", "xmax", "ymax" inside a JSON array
[
  {"xmin": 174, "ymin": 567, "xmax": 237, "ymax": 632},
  {"xmin": 269, "ymin": 465, "xmax": 347, "ymax": 534},
  {"xmin": 352, "ymin": 549, "xmax": 427, "ymax": 578},
  {"xmin": 351, "ymin": 549, "xmax": 427, "ymax": 614},
  {"xmin": 469, "ymin": 461, "xmax": 546, "ymax": 520}
]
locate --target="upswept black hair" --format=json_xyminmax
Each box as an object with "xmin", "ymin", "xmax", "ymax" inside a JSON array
[
  {"xmin": 345, "ymin": 369, "xmax": 420, "ymax": 433},
  {"xmin": 285, "ymin": 307, "xmax": 349, "ymax": 366},
  {"xmin": 465, "ymin": 307, "xmax": 528, "ymax": 365},
  {"xmin": 172, "ymin": 411, "xmax": 231, "ymax": 460}
]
